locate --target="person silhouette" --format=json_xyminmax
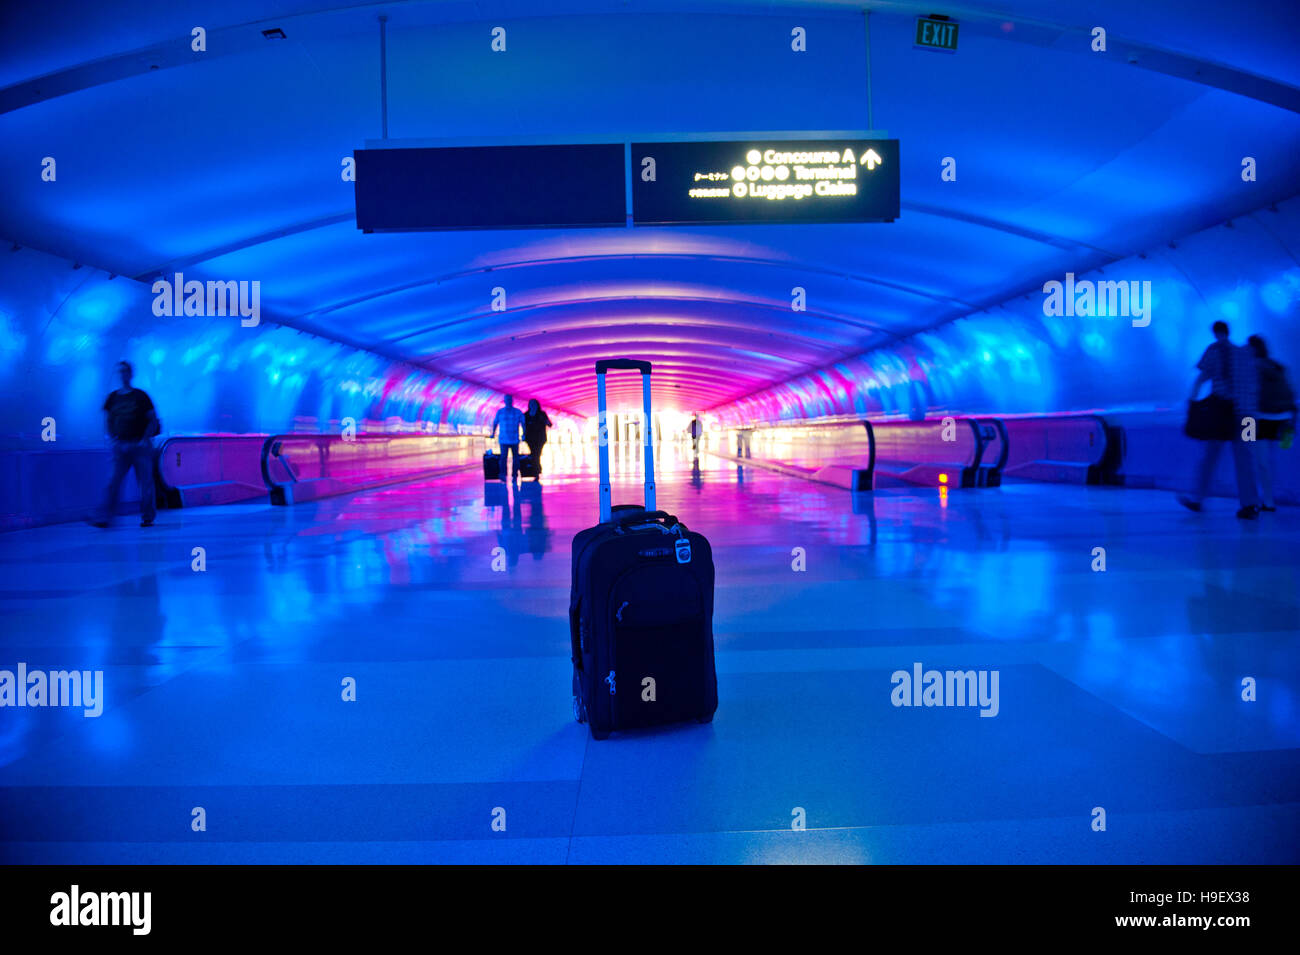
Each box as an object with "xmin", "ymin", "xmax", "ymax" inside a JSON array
[
  {"xmin": 688, "ymin": 413, "xmax": 703, "ymax": 454},
  {"xmin": 1247, "ymin": 334, "xmax": 1297, "ymax": 511},
  {"xmin": 92, "ymin": 361, "xmax": 160, "ymax": 528},
  {"xmin": 489, "ymin": 394, "xmax": 525, "ymax": 483},
  {"xmin": 1178, "ymin": 321, "xmax": 1260, "ymax": 519},
  {"xmin": 524, "ymin": 399, "xmax": 553, "ymax": 478}
]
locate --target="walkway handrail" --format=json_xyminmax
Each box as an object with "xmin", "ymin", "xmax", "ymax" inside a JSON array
[
  {"xmin": 259, "ymin": 432, "xmax": 481, "ymax": 504},
  {"xmin": 724, "ymin": 416, "xmax": 1008, "ymax": 490},
  {"xmin": 157, "ymin": 434, "xmax": 270, "ymax": 508}
]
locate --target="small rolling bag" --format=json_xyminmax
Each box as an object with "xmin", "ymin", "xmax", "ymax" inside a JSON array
[
  {"xmin": 483, "ymin": 450, "xmax": 501, "ymax": 480},
  {"xmin": 569, "ymin": 359, "xmax": 718, "ymax": 739},
  {"xmin": 517, "ymin": 453, "xmax": 541, "ymax": 480}
]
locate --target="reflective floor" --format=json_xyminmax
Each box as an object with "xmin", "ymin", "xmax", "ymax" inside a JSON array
[{"xmin": 1, "ymin": 440, "xmax": 1297, "ymax": 863}]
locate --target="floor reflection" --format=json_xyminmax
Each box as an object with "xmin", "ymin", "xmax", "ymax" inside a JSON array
[{"xmin": 0, "ymin": 438, "xmax": 1296, "ymax": 862}]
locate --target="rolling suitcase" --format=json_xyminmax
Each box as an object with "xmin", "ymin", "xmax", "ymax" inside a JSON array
[
  {"xmin": 569, "ymin": 359, "xmax": 718, "ymax": 739},
  {"xmin": 483, "ymin": 450, "xmax": 501, "ymax": 480},
  {"xmin": 517, "ymin": 453, "xmax": 540, "ymax": 480}
]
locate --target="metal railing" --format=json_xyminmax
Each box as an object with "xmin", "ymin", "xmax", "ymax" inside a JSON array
[
  {"xmin": 718, "ymin": 415, "xmax": 1011, "ymax": 489},
  {"xmin": 261, "ymin": 432, "xmax": 481, "ymax": 504},
  {"xmin": 157, "ymin": 435, "xmax": 269, "ymax": 507}
]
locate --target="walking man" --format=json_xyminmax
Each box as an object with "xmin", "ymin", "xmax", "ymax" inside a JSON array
[
  {"xmin": 93, "ymin": 361, "xmax": 160, "ymax": 527},
  {"xmin": 490, "ymin": 394, "xmax": 526, "ymax": 483},
  {"xmin": 1178, "ymin": 322, "xmax": 1261, "ymax": 519}
]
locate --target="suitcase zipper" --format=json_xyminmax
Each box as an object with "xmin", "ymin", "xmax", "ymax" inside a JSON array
[{"xmin": 603, "ymin": 559, "xmax": 670, "ymax": 727}]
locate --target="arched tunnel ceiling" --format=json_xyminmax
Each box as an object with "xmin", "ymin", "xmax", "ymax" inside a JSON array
[{"xmin": 2, "ymin": 0, "xmax": 1299, "ymax": 415}]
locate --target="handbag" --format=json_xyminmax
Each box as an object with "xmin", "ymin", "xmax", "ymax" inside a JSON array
[{"xmin": 1184, "ymin": 395, "xmax": 1233, "ymax": 441}]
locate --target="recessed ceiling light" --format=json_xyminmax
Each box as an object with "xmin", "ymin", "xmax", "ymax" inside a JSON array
[{"xmin": 262, "ymin": 27, "xmax": 286, "ymax": 39}]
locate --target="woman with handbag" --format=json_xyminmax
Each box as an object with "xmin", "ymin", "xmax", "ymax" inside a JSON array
[
  {"xmin": 1247, "ymin": 335, "xmax": 1297, "ymax": 511},
  {"xmin": 1178, "ymin": 321, "xmax": 1261, "ymax": 519}
]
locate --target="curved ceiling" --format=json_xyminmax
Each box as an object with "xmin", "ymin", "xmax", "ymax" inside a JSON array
[{"xmin": 2, "ymin": 0, "xmax": 1299, "ymax": 415}]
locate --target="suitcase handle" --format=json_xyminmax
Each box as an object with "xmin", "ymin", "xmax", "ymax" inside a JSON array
[
  {"xmin": 613, "ymin": 510, "xmax": 684, "ymax": 538},
  {"xmin": 596, "ymin": 359, "xmax": 652, "ymax": 374},
  {"xmin": 611, "ymin": 508, "xmax": 677, "ymax": 526},
  {"xmin": 596, "ymin": 359, "xmax": 655, "ymax": 523},
  {"xmin": 616, "ymin": 521, "xmax": 682, "ymax": 537}
]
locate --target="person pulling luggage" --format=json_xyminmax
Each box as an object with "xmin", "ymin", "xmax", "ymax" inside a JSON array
[
  {"xmin": 524, "ymin": 399, "xmax": 553, "ymax": 477},
  {"xmin": 490, "ymin": 394, "xmax": 525, "ymax": 483}
]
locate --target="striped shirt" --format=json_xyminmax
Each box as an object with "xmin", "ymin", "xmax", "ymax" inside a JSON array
[
  {"xmin": 1198, "ymin": 341, "xmax": 1258, "ymax": 416},
  {"xmin": 493, "ymin": 405, "xmax": 525, "ymax": 444}
]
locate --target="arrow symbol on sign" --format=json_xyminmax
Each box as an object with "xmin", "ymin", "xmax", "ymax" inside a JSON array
[{"xmin": 861, "ymin": 149, "xmax": 883, "ymax": 170}]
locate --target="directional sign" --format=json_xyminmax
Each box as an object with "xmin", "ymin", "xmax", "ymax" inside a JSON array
[
  {"xmin": 354, "ymin": 144, "xmax": 626, "ymax": 231},
  {"xmin": 632, "ymin": 139, "xmax": 900, "ymax": 225}
]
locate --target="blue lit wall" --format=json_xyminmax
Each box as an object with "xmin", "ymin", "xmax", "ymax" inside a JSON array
[
  {"xmin": 5, "ymin": 196, "xmax": 1297, "ymax": 449},
  {"xmin": 712, "ymin": 197, "xmax": 1300, "ymax": 425},
  {"xmin": 0, "ymin": 246, "xmax": 502, "ymax": 449}
]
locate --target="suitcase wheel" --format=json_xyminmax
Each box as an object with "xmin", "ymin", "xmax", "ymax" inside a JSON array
[
  {"xmin": 573, "ymin": 695, "xmax": 586, "ymax": 724},
  {"xmin": 591, "ymin": 726, "xmax": 610, "ymax": 741},
  {"xmin": 696, "ymin": 712, "xmax": 714, "ymax": 724}
]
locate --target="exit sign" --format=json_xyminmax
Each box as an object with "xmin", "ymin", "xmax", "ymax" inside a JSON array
[{"xmin": 915, "ymin": 16, "xmax": 959, "ymax": 52}]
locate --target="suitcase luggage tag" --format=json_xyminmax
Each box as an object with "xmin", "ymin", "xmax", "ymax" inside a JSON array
[{"xmin": 675, "ymin": 537, "xmax": 692, "ymax": 564}]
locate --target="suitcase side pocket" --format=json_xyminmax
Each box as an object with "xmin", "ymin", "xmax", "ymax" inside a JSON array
[
  {"xmin": 607, "ymin": 569, "xmax": 708, "ymax": 729},
  {"xmin": 611, "ymin": 615, "xmax": 710, "ymax": 728}
]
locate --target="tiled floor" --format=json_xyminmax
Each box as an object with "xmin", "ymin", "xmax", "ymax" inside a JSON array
[{"xmin": 1, "ymin": 440, "xmax": 1297, "ymax": 863}]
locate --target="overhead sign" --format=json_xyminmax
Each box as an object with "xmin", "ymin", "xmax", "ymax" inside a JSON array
[
  {"xmin": 631, "ymin": 139, "xmax": 899, "ymax": 225},
  {"xmin": 353, "ymin": 144, "xmax": 626, "ymax": 231},
  {"xmin": 915, "ymin": 15, "xmax": 959, "ymax": 52}
]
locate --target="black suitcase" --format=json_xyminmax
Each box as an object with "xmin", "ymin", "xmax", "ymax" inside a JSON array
[
  {"xmin": 517, "ymin": 453, "xmax": 540, "ymax": 480},
  {"xmin": 483, "ymin": 450, "xmax": 501, "ymax": 481},
  {"xmin": 569, "ymin": 359, "xmax": 718, "ymax": 739}
]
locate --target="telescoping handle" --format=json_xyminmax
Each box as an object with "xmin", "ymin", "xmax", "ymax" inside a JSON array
[{"xmin": 597, "ymin": 359, "xmax": 655, "ymax": 523}]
